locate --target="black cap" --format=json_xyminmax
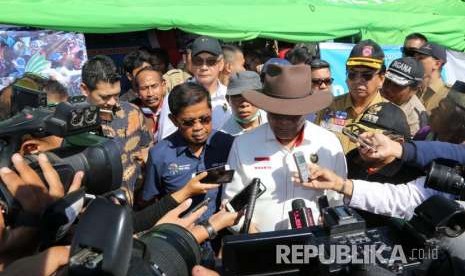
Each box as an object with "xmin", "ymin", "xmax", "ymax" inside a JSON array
[
  {"xmin": 191, "ymin": 36, "xmax": 222, "ymax": 57},
  {"xmin": 346, "ymin": 39, "xmax": 385, "ymax": 70},
  {"xmin": 413, "ymin": 42, "xmax": 447, "ymax": 63},
  {"xmin": 447, "ymin": 80, "xmax": 465, "ymax": 110},
  {"xmin": 357, "ymin": 102, "xmax": 411, "ymax": 138},
  {"xmin": 385, "ymin": 57, "xmax": 424, "ymax": 86}
]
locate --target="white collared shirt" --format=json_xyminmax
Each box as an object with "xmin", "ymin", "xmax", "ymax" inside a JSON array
[
  {"xmin": 157, "ymin": 80, "xmax": 231, "ymax": 140},
  {"xmin": 223, "ymin": 121, "xmax": 347, "ymax": 232},
  {"xmin": 220, "ymin": 110, "xmax": 268, "ymax": 136},
  {"xmin": 348, "ymin": 177, "xmax": 455, "ymax": 220}
]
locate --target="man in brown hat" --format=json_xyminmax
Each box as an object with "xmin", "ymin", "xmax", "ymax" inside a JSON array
[
  {"xmin": 316, "ymin": 40, "xmax": 386, "ymax": 154},
  {"xmin": 223, "ymin": 64, "xmax": 347, "ymax": 233}
]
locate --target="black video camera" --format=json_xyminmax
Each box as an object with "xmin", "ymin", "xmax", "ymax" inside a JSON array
[
  {"xmin": 0, "ymin": 87, "xmax": 122, "ymax": 226},
  {"xmin": 425, "ymin": 161, "xmax": 465, "ymax": 200},
  {"xmin": 222, "ymin": 196, "xmax": 465, "ymax": 276}
]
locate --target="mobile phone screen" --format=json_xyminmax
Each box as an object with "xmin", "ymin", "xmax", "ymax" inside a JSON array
[
  {"xmin": 229, "ymin": 181, "xmax": 266, "ymax": 211},
  {"xmin": 197, "ymin": 166, "xmax": 235, "ymax": 184}
]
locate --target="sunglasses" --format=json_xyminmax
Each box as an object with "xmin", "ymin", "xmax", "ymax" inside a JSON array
[
  {"xmin": 400, "ymin": 47, "xmax": 417, "ymax": 57},
  {"xmin": 312, "ymin": 78, "xmax": 334, "ymax": 86},
  {"xmin": 178, "ymin": 115, "xmax": 212, "ymax": 127},
  {"xmin": 347, "ymin": 70, "xmax": 379, "ymax": 81},
  {"xmin": 192, "ymin": 56, "xmax": 219, "ymax": 67}
]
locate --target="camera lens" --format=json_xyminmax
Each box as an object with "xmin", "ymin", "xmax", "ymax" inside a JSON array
[
  {"xmin": 426, "ymin": 162, "xmax": 465, "ymax": 198},
  {"xmin": 128, "ymin": 224, "xmax": 201, "ymax": 276}
]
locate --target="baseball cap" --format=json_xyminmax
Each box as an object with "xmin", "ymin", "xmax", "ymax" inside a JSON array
[
  {"xmin": 346, "ymin": 39, "xmax": 385, "ymax": 70},
  {"xmin": 412, "ymin": 42, "xmax": 447, "ymax": 63},
  {"xmin": 347, "ymin": 102, "xmax": 411, "ymax": 138},
  {"xmin": 385, "ymin": 57, "xmax": 424, "ymax": 86},
  {"xmin": 227, "ymin": 71, "xmax": 262, "ymax": 96},
  {"xmin": 191, "ymin": 36, "xmax": 222, "ymax": 57},
  {"xmin": 446, "ymin": 80, "xmax": 465, "ymax": 110}
]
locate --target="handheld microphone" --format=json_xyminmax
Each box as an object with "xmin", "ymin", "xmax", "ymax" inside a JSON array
[{"xmin": 289, "ymin": 199, "xmax": 315, "ymax": 229}]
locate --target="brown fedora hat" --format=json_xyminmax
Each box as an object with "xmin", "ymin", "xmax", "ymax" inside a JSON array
[{"xmin": 242, "ymin": 64, "xmax": 333, "ymax": 115}]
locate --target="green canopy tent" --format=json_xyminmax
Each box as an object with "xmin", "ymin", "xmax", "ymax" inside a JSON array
[{"xmin": 1, "ymin": 0, "xmax": 465, "ymax": 51}]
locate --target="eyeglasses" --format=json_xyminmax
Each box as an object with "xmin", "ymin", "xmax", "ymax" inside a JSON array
[
  {"xmin": 401, "ymin": 47, "xmax": 417, "ymax": 57},
  {"xmin": 347, "ymin": 70, "xmax": 379, "ymax": 81},
  {"xmin": 192, "ymin": 56, "xmax": 219, "ymax": 67},
  {"xmin": 178, "ymin": 115, "xmax": 212, "ymax": 127},
  {"xmin": 312, "ymin": 78, "xmax": 334, "ymax": 86}
]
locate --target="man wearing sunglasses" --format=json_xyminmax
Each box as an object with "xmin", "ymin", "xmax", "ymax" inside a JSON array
[
  {"xmin": 157, "ymin": 36, "xmax": 231, "ymax": 141},
  {"xmin": 143, "ymin": 81, "xmax": 234, "ymax": 221},
  {"xmin": 381, "ymin": 57, "xmax": 428, "ymax": 136},
  {"xmin": 310, "ymin": 59, "xmax": 333, "ymax": 94},
  {"xmin": 316, "ymin": 40, "xmax": 386, "ymax": 154},
  {"xmin": 410, "ymin": 42, "xmax": 451, "ymax": 113},
  {"xmin": 401, "ymin": 32, "xmax": 428, "ymax": 58}
]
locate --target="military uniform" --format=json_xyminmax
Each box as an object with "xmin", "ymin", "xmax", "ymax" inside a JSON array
[
  {"xmin": 399, "ymin": 95, "xmax": 428, "ymax": 136},
  {"xmin": 418, "ymin": 78, "xmax": 451, "ymax": 113},
  {"xmin": 162, "ymin": 69, "xmax": 191, "ymax": 94},
  {"xmin": 315, "ymin": 92, "xmax": 385, "ymax": 153}
]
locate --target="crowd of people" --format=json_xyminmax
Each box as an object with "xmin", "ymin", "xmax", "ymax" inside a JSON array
[{"xmin": 1, "ymin": 32, "xmax": 465, "ymax": 275}]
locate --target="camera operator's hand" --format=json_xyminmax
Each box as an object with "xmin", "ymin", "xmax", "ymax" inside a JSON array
[
  {"xmin": 292, "ymin": 163, "xmax": 353, "ymax": 197},
  {"xmin": 358, "ymin": 132, "xmax": 403, "ymax": 162},
  {"xmin": 171, "ymin": 172, "xmax": 220, "ymax": 203},
  {"xmin": 192, "ymin": 265, "xmax": 220, "ymax": 276},
  {"xmin": 0, "ymin": 153, "xmax": 83, "ymax": 213},
  {"xmin": 1, "ymin": 246, "xmax": 69, "ymax": 276},
  {"xmin": 155, "ymin": 198, "xmax": 207, "ymax": 230}
]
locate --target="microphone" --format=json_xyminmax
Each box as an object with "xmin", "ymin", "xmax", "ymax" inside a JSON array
[{"xmin": 289, "ymin": 199, "xmax": 315, "ymax": 229}]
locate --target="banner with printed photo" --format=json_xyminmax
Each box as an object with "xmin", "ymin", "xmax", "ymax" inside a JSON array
[{"xmin": 0, "ymin": 28, "xmax": 87, "ymax": 96}]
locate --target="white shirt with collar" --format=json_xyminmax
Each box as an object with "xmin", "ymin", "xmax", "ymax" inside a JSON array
[
  {"xmin": 348, "ymin": 176, "xmax": 455, "ymax": 220},
  {"xmin": 220, "ymin": 110, "xmax": 268, "ymax": 136},
  {"xmin": 223, "ymin": 121, "xmax": 347, "ymax": 232},
  {"xmin": 157, "ymin": 80, "xmax": 231, "ymax": 141}
]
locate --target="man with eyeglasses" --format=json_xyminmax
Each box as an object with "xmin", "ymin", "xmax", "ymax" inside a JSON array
[
  {"xmin": 381, "ymin": 57, "xmax": 428, "ymax": 136},
  {"xmin": 316, "ymin": 39, "xmax": 386, "ymax": 153},
  {"xmin": 157, "ymin": 36, "xmax": 231, "ymax": 141},
  {"xmin": 142, "ymin": 82, "xmax": 234, "ymax": 218},
  {"xmin": 410, "ymin": 42, "xmax": 451, "ymax": 113},
  {"xmin": 310, "ymin": 59, "xmax": 333, "ymax": 93},
  {"xmin": 223, "ymin": 64, "xmax": 346, "ymax": 233},
  {"xmin": 401, "ymin": 32, "xmax": 428, "ymax": 57}
]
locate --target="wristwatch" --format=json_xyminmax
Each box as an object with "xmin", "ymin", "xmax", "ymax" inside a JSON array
[{"xmin": 200, "ymin": 220, "xmax": 218, "ymax": 240}]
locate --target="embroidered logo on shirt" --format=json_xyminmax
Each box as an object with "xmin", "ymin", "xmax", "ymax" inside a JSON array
[{"xmin": 168, "ymin": 163, "xmax": 191, "ymax": 175}]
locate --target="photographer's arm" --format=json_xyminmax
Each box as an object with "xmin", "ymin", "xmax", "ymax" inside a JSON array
[
  {"xmin": 133, "ymin": 172, "xmax": 219, "ymax": 233},
  {"xmin": 295, "ymin": 163, "xmax": 449, "ymax": 219},
  {"xmin": 359, "ymin": 133, "xmax": 465, "ymax": 168}
]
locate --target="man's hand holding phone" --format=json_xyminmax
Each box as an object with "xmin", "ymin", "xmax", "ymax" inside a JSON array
[
  {"xmin": 171, "ymin": 172, "xmax": 220, "ymax": 203},
  {"xmin": 342, "ymin": 127, "xmax": 376, "ymax": 151}
]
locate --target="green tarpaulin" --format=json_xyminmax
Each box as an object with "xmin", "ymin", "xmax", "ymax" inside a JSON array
[{"xmin": 1, "ymin": 0, "xmax": 465, "ymax": 51}]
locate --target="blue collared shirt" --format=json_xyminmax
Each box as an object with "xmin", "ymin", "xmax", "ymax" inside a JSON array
[{"xmin": 143, "ymin": 129, "xmax": 234, "ymax": 218}]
